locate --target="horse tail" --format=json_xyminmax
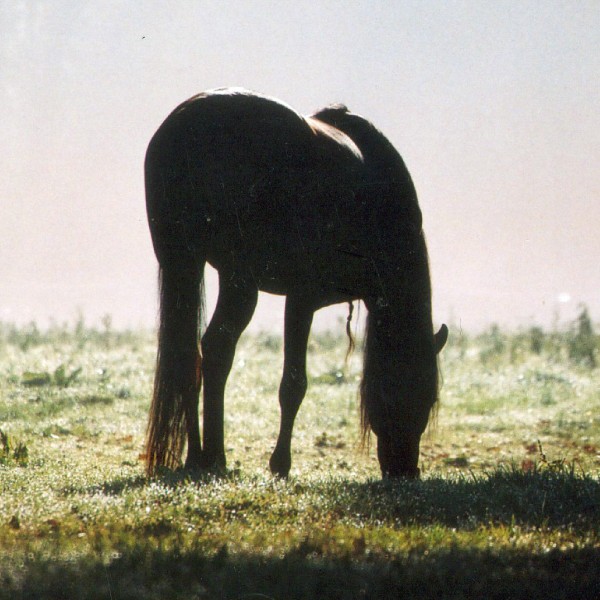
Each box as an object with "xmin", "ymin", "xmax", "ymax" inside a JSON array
[{"xmin": 145, "ymin": 259, "xmax": 204, "ymax": 475}]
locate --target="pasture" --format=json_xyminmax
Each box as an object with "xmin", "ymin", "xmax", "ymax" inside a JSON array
[{"xmin": 0, "ymin": 316, "xmax": 599, "ymax": 599}]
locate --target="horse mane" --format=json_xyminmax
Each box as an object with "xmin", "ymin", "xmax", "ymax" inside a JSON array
[
  {"xmin": 312, "ymin": 104, "xmax": 421, "ymax": 228},
  {"xmin": 313, "ymin": 104, "xmax": 434, "ymax": 450},
  {"xmin": 312, "ymin": 104, "xmax": 350, "ymax": 119},
  {"xmin": 313, "ymin": 104, "xmax": 404, "ymax": 172}
]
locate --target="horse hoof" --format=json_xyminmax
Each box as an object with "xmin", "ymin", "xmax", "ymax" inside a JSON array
[
  {"xmin": 200, "ymin": 455, "xmax": 227, "ymax": 472},
  {"xmin": 184, "ymin": 452, "xmax": 226, "ymax": 475},
  {"xmin": 184, "ymin": 454, "xmax": 204, "ymax": 471},
  {"xmin": 383, "ymin": 467, "xmax": 420, "ymax": 480},
  {"xmin": 269, "ymin": 454, "xmax": 291, "ymax": 479}
]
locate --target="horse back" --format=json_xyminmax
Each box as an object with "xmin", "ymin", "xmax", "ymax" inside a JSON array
[
  {"xmin": 145, "ymin": 90, "xmax": 366, "ymax": 266},
  {"xmin": 145, "ymin": 88, "xmax": 423, "ymax": 301}
]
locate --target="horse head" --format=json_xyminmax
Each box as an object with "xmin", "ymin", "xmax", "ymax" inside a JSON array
[{"xmin": 362, "ymin": 320, "xmax": 449, "ymax": 479}]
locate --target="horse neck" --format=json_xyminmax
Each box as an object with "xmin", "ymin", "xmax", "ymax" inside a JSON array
[
  {"xmin": 367, "ymin": 283, "xmax": 441, "ymax": 399},
  {"xmin": 366, "ymin": 302, "xmax": 435, "ymax": 367}
]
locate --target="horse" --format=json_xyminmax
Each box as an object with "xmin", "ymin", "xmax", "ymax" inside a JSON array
[{"xmin": 144, "ymin": 87, "xmax": 448, "ymax": 479}]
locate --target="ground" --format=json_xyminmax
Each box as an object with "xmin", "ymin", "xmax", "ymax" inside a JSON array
[{"xmin": 0, "ymin": 319, "xmax": 598, "ymax": 599}]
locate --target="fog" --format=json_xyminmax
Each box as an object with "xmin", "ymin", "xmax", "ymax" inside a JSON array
[{"xmin": 1, "ymin": 1, "xmax": 598, "ymax": 332}]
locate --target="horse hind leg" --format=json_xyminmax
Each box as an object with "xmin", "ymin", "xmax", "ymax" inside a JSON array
[
  {"xmin": 200, "ymin": 273, "xmax": 258, "ymax": 470},
  {"xmin": 269, "ymin": 296, "xmax": 314, "ymax": 478}
]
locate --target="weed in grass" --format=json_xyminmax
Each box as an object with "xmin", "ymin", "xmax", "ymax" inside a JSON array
[
  {"xmin": 0, "ymin": 429, "xmax": 28, "ymax": 467},
  {"xmin": 22, "ymin": 364, "xmax": 82, "ymax": 388},
  {"xmin": 568, "ymin": 305, "xmax": 597, "ymax": 368}
]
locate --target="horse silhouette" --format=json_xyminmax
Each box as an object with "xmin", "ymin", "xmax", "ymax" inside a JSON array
[{"xmin": 144, "ymin": 88, "xmax": 447, "ymax": 479}]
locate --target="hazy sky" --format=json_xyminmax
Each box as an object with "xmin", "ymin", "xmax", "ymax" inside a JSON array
[{"xmin": 1, "ymin": 1, "xmax": 599, "ymax": 331}]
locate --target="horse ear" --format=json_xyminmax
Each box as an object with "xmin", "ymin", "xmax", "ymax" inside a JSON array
[{"xmin": 434, "ymin": 324, "xmax": 448, "ymax": 354}]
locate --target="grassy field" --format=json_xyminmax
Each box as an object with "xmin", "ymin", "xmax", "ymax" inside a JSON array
[{"xmin": 0, "ymin": 315, "xmax": 599, "ymax": 599}]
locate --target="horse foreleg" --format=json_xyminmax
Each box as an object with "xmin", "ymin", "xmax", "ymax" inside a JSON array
[
  {"xmin": 200, "ymin": 276, "xmax": 257, "ymax": 471},
  {"xmin": 269, "ymin": 296, "xmax": 313, "ymax": 478}
]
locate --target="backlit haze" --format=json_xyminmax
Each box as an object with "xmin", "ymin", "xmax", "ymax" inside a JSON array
[{"xmin": 1, "ymin": 2, "xmax": 599, "ymax": 333}]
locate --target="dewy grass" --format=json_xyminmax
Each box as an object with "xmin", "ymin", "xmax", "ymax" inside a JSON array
[{"xmin": 0, "ymin": 318, "xmax": 598, "ymax": 599}]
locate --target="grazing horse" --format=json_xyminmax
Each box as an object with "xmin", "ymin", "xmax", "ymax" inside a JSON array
[{"xmin": 145, "ymin": 88, "xmax": 448, "ymax": 479}]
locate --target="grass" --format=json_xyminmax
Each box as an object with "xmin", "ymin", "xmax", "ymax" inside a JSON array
[{"xmin": 0, "ymin": 317, "xmax": 598, "ymax": 599}]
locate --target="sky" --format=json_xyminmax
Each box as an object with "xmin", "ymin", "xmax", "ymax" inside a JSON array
[{"xmin": 1, "ymin": 1, "xmax": 599, "ymax": 332}]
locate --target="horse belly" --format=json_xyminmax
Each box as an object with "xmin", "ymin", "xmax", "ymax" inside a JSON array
[{"xmin": 206, "ymin": 213, "xmax": 375, "ymax": 304}]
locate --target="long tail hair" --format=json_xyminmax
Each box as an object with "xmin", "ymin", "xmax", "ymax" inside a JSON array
[{"xmin": 145, "ymin": 261, "xmax": 204, "ymax": 474}]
